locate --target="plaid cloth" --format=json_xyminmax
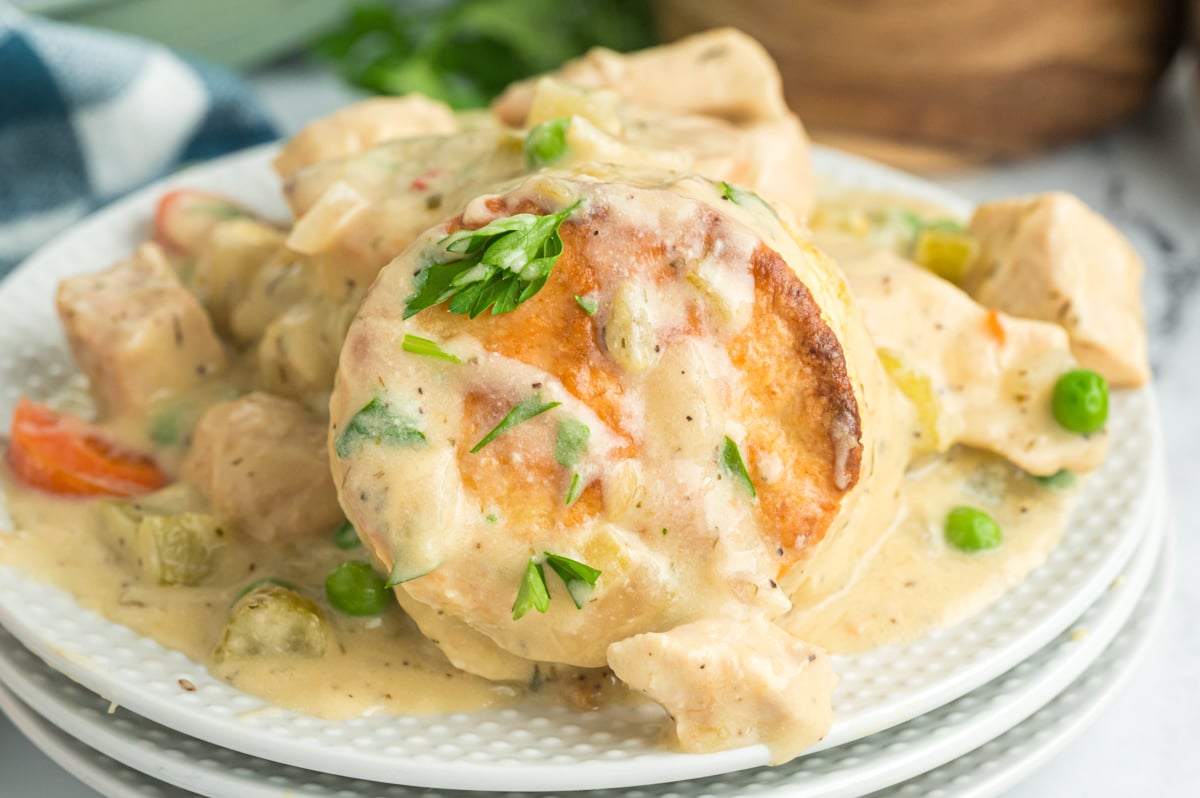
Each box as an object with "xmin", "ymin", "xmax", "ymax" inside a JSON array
[{"xmin": 0, "ymin": 5, "xmax": 278, "ymax": 276}]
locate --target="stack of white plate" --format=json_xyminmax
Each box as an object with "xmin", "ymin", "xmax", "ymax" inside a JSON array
[{"xmin": 0, "ymin": 146, "xmax": 1173, "ymax": 798}]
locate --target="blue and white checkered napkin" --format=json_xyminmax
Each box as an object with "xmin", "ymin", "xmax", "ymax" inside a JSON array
[{"xmin": 0, "ymin": 5, "xmax": 278, "ymax": 276}]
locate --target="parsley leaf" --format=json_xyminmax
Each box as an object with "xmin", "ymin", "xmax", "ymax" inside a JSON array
[
  {"xmin": 316, "ymin": 0, "xmax": 657, "ymax": 111},
  {"xmin": 719, "ymin": 435, "xmax": 756, "ymax": 499},
  {"xmin": 564, "ymin": 471, "xmax": 584, "ymax": 505},
  {"xmin": 554, "ymin": 418, "xmax": 590, "ymax": 467},
  {"xmin": 401, "ymin": 334, "xmax": 462, "ymax": 363},
  {"xmin": 512, "ymin": 559, "xmax": 550, "ymax": 620},
  {"xmin": 403, "ymin": 200, "xmax": 583, "ymax": 319},
  {"xmin": 718, "ymin": 180, "xmax": 779, "ymax": 220},
  {"xmin": 544, "ymin": 552, "xmax": 601, "ymax": 609},
  {"xmin": 335, "ymin": 398, "xmax": 426, "ymax": 458},
  {"xmin": 470, "ymin": 394, "xmax": 561, "ymax": 453},
  {"xmin": 385, "ymin": 561, "xmax": 433, "ymax": 588},
  {"xmin": 574, "ymin": 294, "xmax": 597, "ymax": 314}
]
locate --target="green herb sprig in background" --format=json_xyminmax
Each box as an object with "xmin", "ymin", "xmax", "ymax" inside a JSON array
[{"xmin": 318, "ymin": 0, "xmax": 657, "ymax": 109}]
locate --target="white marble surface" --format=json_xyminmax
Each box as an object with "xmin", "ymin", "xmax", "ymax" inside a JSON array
[{"xmin": 2, "ymin": 54, "xmax": 1197, "ymax": 798}]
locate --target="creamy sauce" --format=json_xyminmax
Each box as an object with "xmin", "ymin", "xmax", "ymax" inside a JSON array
[
  {"xmin": 0, "ymin": 480, "xmax": 520, "ymax": 718},
  {"xmin": 787, "ymin": 446, "xmax": 1077, "ymax": 653}
]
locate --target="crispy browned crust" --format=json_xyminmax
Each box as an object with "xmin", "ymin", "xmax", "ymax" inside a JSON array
[
  {"xmin": 422, "ymin": 195, "xmax": 860, "ymax": 570},
  {"xmin": 729, "ymin": 245, "xmax": 862, "ymax": 569}
]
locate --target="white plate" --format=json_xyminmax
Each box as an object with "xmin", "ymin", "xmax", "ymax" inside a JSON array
[
  {"xmin": 869, "ymin": 519, "xmax": 1175, "ymax": 798},
  {"xmin": 0, "ymin": 144, "xmax": 1163, "ymax": 791},
  {"xmin": 0, "ymin": 519, "xmax": 1172, "ymax": 798}
]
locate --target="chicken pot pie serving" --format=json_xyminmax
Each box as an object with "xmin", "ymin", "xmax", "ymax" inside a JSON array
[{"xmin": 0, "ymin": 29, "xmax": 1149, "ymax": 765}]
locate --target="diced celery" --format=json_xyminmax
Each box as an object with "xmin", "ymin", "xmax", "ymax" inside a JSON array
[
  {"xmin": 877, "ymin": 348, "xmax": 959, "ymax": 453},
  {"xmin": 913, "ymin": 228, "xmax": 978, "ymax": 283},
  {"xmin": 96, "ymin": 501, "xmax": 225, "ymax": 586}
]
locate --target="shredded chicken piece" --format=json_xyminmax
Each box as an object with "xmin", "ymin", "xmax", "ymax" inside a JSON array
[{"xmin": 607, "ymin": 617, "xmax": 836, "ymax": 763}]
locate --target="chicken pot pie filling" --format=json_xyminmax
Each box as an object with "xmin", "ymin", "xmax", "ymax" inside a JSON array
[{"xmin": 0, "ymin": 29, "xmax": 1147, "ymax": 765}]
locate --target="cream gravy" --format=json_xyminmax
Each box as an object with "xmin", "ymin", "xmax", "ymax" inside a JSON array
[{"xmin": 787, "ymin": 446, "xmax": 1076, "ymax": 653}]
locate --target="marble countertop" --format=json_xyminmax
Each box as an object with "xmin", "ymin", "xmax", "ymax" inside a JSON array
[{"xmin": 2, "ymin": 54, "xmax": 1197, "ymax": 798}]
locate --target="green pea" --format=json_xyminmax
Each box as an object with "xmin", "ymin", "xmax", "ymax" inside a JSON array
[
  {"xmin": 332, "ymin": 520, "xmax": 361, "ymax": 550},
  {"xmin": 325, "ymin": 561, "xmax": 389, "ymax": 616},
  {"xmin": 944, "ymin": 506, "xmax": 1002, "ymax": 552},
  {"xmin": 523, "ymin": 118, "xmax": 569, "ymax": 167},
  {"xmin": 1052, "ymin": 369, "xmax": 1109, "ymax": 434}
]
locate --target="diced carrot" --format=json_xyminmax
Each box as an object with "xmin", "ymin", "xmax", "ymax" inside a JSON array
[
  {"xmin": 6, "ymin": 398, "xmax": 169, "ymax": 498},
  {"xmin": 984, "ymin": 309, "xmax": 1006, "ymax": 346}
]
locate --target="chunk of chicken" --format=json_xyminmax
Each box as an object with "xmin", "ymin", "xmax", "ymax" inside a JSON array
[
  {"xmin": 493, "ymin": 28, "xmax": 814, "ymax": 217},
  {"xmin": 56, "ymin": 243, "xmax": 227, "ymax": 417},
  {"xmin": 182, "ymin": 393, "xmax": 342, "ymax": 542},
  {"xmin": 964, "ymin": 192, "xmax": 1150, "ymax": 387},
  {"xmin": 606, "ymin": 617, "xmax": 836, "ymax": 763},
  {"xmin": 273, "ymin": 96, "xmax": 459, "ymax": 181},
  {"xmin": 821, "ymin": 238, "xmax": 1106, "ymax": 476}
]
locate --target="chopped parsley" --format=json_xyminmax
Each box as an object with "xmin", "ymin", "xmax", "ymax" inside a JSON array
[
  {"xmin": 401, "ymin": 334, "xmax": 461, "ymax": 363},
  {"xmin": 385, "ymin": 561, "xmax": 433, "ymax": 588},
  {"xmin": 403, "ymin": 200, "xmax": 583, "ymax": 319},
  {"xmin": 719, "ymin": 435, "xmax": 757, "ymax": 499},
  {"xmin": 512, "ymin": 559, "xmax": 551, "ymax": 620},
  {"xmin": 335, "ymin": 397, "xmax": 426, "ymax": 458},
  {"xmin": 544, "ymin": 553, "xmax": 601, "ymax": 609},
  {"xmin": 718, "ymin": 180, "xmax": 779, "ymax": 219},
  {"xmin": 554, "ymin": 417, "xmax": 590, "ymax": 467},
  {"xmin": 574, "ymin": 294, "xmax": 597, "ymax": 315},
  {"xmin": 470, "ymin": 394, "xmax": 561, "ymax": 453},
  {"xmin": 564, "ymin": 472, "xmax": 584, "ymax": 506},
  {"xmin": 512, "ymin": 552, "xmax": 602, "ymax": 618}
]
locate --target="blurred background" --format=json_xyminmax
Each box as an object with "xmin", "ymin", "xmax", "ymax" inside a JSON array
[{"xmin": 10, "ymin": 0, "xmax": 1194, "ymax": 171}]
